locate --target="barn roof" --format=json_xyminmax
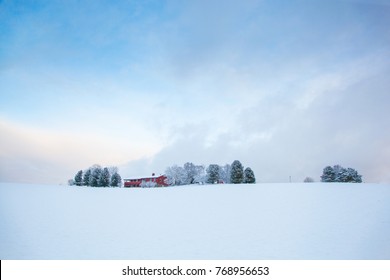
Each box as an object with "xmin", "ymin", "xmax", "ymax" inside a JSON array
[{"xmin": 123, "ymin": 174, "xmax": 166, "ymax": 180}]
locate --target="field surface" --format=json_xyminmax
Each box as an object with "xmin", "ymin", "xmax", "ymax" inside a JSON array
[{"xmin": 1, "ymin": 182, "xmax": 389, "ymax": 259}]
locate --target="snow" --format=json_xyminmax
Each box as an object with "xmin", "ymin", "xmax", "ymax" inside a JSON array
[{"xmin": 1, "ymin": 182, "xmax": 389, "ymax": 260}]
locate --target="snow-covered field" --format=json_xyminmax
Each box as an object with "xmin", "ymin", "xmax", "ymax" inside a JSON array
[{"xmin": 1, "ymin": 182, "xmax": 389, "ymax": 260}]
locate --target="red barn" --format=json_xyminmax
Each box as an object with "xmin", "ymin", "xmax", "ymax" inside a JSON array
[{"xmin": 123, "ymin": 174, "xmax": 168, "ymax": 187}]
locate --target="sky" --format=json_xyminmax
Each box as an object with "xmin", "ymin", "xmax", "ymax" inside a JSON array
[{"xmin": 1, "ymin": 0, "xmax": 389, "ymax": 184}]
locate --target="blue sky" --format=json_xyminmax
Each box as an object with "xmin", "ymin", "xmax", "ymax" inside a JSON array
[{"xmin": 1, "ymin": 0, "xmax": 390, "ymax": 184}]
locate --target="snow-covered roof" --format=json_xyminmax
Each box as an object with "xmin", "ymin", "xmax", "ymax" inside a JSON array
[{"xmin": 123, "ymin": 174, "xmax": 165, "ymax": 180}]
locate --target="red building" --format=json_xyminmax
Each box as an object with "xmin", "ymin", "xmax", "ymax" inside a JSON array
[{"xmin": 123, "ymin": 174, "xmax": 169, "ymax": 187}]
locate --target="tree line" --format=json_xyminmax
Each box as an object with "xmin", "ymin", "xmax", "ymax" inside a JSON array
[
  {"xmin": 320, "ymin": 165, "xmax": 362, "ymax": 183},
  {"xmin": 303, "ymin": 165, "xmax": 362, "ymax": 183},
  {"xmin": 165, "ymin": 160, "xmax": 256, "ymax": 186},
  {"xmin": 69, "ymin": 162, "xmax": 362, "ymax": 188},
  {"xmin": 69, "ymin": 164, "xmax": 122, "ymax": 187}
]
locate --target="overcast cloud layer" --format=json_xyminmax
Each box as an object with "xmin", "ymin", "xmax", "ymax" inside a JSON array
[{"xmin": 1, "ymin": 0, "xmax": 389, "ymax": 184}]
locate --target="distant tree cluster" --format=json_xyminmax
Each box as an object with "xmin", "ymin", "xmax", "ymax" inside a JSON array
[
  {"xmin": 320, "ymin": 165, "xmax": 362, "ymax": 183},
  {"xmin": 70, "ymin": 165, "xmax": 122, "ymax": 187},
  {"xmin": 165, "ymin": 163, "xmax": 206, "ymax": 185},
  {"xmin": 165, "ymin": 160, "xmax": 256, "ymax": 186},
  {"xmin": 303, "ymin": 177, "xmax": 315, "ymax": 183}
]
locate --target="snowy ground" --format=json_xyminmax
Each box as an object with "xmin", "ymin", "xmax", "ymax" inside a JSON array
[{"xmin": 1, "ymin": 182, "xmax": 389, "ymax": 260}]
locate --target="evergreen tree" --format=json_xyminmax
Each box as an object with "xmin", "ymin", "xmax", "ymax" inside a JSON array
[
  {"xmin": 339, "ymin": 167, "xmax": 362, "ymax": 183},
  {"xmin": 74, "ymin": 170, "xmax": 83, "ymax": 186},
  {"xmin": 99, "ymin": 167, "xmax": 110, "ymax": 187},
  {"xmin": 206, "ymin": 164, "xmax": 220, "ymax": 184},
  {"xmin": 108, "ymin": 166, "xmax": 118, "ymax": 176},
  {"xmin": 110, "ymin": 172, "xmax": 122, "ymax": 187},
  {"xmin": 90, "ymin": 167, "xmax": 102, "ymax": 187},
  {"xmin": 321, "ymin": 166, "xmax": 335, "ymax": 182},
  {"xmin": 72, "ymin": 164, "xmax": 123, "ymax": 187},
  {"xmin": 230, "ymin": 160, "xmax": 244, "ymax": 184},
  {"xmin": 346, "ymin": 168, "xmax": 362, "ymax": 183},
  {"xmin": 83, "ymin": 169, "xmax": 91, "ymax": 186},
  {"xmin": 333, "ymin": 165, "xmax": 345, "ymax": 182},
  {"xmin": 244, "ymin": 167, "xmax": 256, "ymax": 183},
  {"xmin": 321, "ymin": 165, "xmax": 362, "ymax": 183}
]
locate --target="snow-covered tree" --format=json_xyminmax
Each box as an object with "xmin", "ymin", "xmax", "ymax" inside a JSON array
[
  {"xmin": 244, "ymin": 167, "xmax": 256, "ymax": 183},
  {"xmin": 99, "ymin": 167, "xmax": 110, "ymax": 187},
  {"xmin": 74, "ymin": 170, "xmax": 83, "ymax": 186},
  {"xmin": 194, "ymin": 165, "xmax": 206, "ymax": 184},
  {"xmin": 108, "ymin": 166, "xmax": 118, "ymax": 176},
  {"xmin": 183, "ymin": 162, "xmax": 207, "ymax": 184},
  {"xmin": 206, "ymin": 164, "xmax": 220, "ymax": 184},
  {"xmin": 333, "ymin": 165, "xmax": 345, "ymax": 182},
  {"xmin": 230, "ymin": 160, "xmax": 244, "ymax": 184},
  {"xmin": 110, "ymin": 172, "xmax": 122, "ymax": 187},
  {"xmin": 83, "ymin": 169, "xmax": 92, "ymax": 186},
  {"xmin": 321, "ymin": 165, "xmax": 362, "ymax": 183},
  {"xmin": 184, "ymin": 162, "xmax": 197, "ymax": 184},
  {"xmin": 140, "ymin": 180, "xmax": 157, "ymax": 188},
  {"xmin": 219, "ymin": 164, "xmax": 231, "ymax": 184},
  {"xmin": 90, "ymin": 167, "xmax": 102, "ymax": 187},
  {"xmin": 339, "ymin": 167, "xmax": 362, "ymax": 183},
  {"xmin": 165, "ymin": 165, "xmax": 187, "ymax": 185},
  {"xmin": 304, "ymin": 177, "xmax": 315, "ymax": 183},
  {"xmin": 74, "ymin": 164, "xmax": 123, "ymax": 187},
  {"xmin": 320, "ymin": 166, "xmax": 335, "ymax": 182}
]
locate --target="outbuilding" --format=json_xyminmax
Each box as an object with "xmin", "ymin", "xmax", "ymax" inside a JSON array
[{"xmin": 123, "ymin": 174, "xmax": 168, "ymax": 187}]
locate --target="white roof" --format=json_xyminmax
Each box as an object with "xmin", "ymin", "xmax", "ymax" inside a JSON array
[{"xmin": 124, "ymin": 174, "xmax": 165, "ymax": 180}]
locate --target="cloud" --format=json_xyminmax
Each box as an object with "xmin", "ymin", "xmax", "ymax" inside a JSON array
[
  {"xmin": 121, "ymin": 50, "xmax": 390, "ymax": 183},
  {"xmin": 0, "ymin": 118, "xmax": 155, "ymax": 184}
]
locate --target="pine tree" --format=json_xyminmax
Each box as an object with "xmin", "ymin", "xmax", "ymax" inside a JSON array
[
  {"xmin": 110, "ymin": 172, "xmax": 122, "ymax": 187},
  {"xmin": 321, "ymin": 166, "xmax": 335, "ymax": 182},
  {"xmin": 206, "ymin": 164, "xmax": 220, "ymax": 184},
  {"xmin": 244, "ymin": 167, "xmax": 256, "ymax": 183},
  {"xmin": 333, "ymin": 165, "xmax": 345, "ymax": 182},
  {"xmin": 90, "ymin": 167, "xmax": 102, "ymax": 187},
  {"xmin": 321, "ymin": 165, "xmax": 362, "ymax": 183},
  {"xmin": 99, "ymin": 167, "xmax": 110, "ymax": 187},
  {"xmin": 230, "ymin": 160, "xmax": 244, "ymax": 184},
  {"xmin": 83, "ymin": 169, "xmax": 91, "ymax": 186},
  {"xmin": 340, "ymin": 167, "xmax": 362, "ymax": 183},
  {"xmin": 74, "ymin": 170, "xmax": 83, "ymax": 186}
]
